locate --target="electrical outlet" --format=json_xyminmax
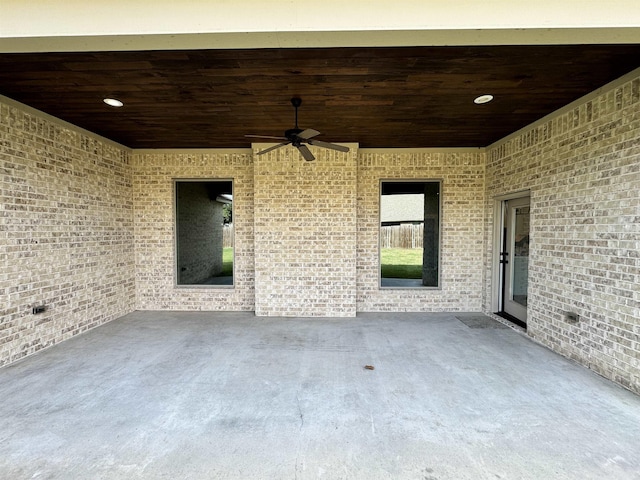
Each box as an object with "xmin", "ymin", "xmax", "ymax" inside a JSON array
[{"xmin": 564, "ymin": 311, "xmax": 579, "ymax": 322}]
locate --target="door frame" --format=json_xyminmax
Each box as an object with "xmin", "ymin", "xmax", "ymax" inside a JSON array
[
  {"xmin": 503, "ymin": 196, "xmax": 530, "ymax": 322},
  {"xmin": 490, "ymin": 190, "xmax": 530, "ymax": 327}
]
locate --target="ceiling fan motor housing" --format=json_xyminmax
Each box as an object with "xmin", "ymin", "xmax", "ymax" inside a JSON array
[{"xmin": 285, "ymin": 128, "xmax": 304, "ymax": 143}]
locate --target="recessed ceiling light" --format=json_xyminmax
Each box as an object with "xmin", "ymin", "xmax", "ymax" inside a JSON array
[
  {"xmin": 474, "ymin": 94, "xmax": 494, "ymax": 105},
  {"xmin": 103, "ymin": 98, "xmax": 123, "ymax": 107}
]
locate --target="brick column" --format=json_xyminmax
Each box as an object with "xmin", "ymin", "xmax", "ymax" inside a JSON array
[{"xmin": 253, "ymin": 144, "xmax": 357, "ymax": 316}]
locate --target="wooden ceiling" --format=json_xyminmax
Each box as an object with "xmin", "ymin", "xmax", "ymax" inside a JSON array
[{"xmin": 0, "ymin": 45, "xmax": 639, "ymax": 148}]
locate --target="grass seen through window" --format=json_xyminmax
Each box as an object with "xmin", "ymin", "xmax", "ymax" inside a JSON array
[
  {"xmin": 222, "ymin": 247, "xmax": 233, "ymax": 276},
  {"xmin": 381, "ymin": 248, "xmax": 422, "ymax": 279}
]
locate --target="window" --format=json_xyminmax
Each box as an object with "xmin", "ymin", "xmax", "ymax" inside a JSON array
[
  {"xmin": 380, "ymin": 180, "xmax": 440, "ymax": 288},
  {"xmin": 175, "ymin": 180, "xmax": 233, "ymax": 287}
]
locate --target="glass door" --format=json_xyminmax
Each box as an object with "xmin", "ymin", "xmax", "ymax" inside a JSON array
[{"xmin": 502, "ymin": 197, "xmax": 530, "ymax": 324}]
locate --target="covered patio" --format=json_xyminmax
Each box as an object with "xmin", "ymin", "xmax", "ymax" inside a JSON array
[{"xmin": 2, "ymin": 311, "xmax": 639, "ymax": 479}]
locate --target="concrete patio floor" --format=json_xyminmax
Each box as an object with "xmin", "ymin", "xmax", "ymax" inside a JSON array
[{"xmin": 1, "ymin": 311, "xmax": 639, "ymax": 479}]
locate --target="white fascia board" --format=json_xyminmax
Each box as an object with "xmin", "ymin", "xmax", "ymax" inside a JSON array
[{"xmin": 1, "ymin": 0, "xmax": 639, "ymax": 52}]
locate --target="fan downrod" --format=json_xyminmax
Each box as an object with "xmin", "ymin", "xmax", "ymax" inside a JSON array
[{"xmin": 287, "ymin": 97, "xmax": 303, "ymax": 138}]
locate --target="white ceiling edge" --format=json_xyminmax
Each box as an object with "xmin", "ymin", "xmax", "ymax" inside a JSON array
[
  {"xmin": 2, "ymin": 0, "xmax": 639, "ymax": 38},
  {"xmin": 2, "ymin": 28, "xmax": 640, "ymax": 53},
  {"xmin": 359, "ymin": 148, "xmax": 485, "ymax": 154},
  {"xmin": 133, "ymin": 149, "xmax": 253, "ymax": 155},
  {"xmin": 1, "ymin": 0, "xmax": 639, "ymax": 53},
  {"xmin": 250, "ymin": 142, "xmax": 359, "ymax": 150},
  {"xmin": 112, "ymin": 146, "xmax": 482, "ymax": 155}
]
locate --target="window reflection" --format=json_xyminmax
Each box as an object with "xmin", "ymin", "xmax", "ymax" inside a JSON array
[{"xmin": 175, "ymin": 180, "xmax": 233, "ymax": 286}]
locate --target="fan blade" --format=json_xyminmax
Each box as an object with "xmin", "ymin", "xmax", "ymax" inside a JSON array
[
  {"xmin": 296, "ymin": 129, "xmax": 321, "ymax": 140},
  {"xmin": 308, "ymin": 139, "xmax": 350, "ymax": 153},
  {"xmin": 257, "ymin": 141, "xmax": 291, "ymax": 155},
  {"xmin": 297, "ymin": 144, "xmax": 315, "ymax": 161},
  {"xmin": 246, "ymin": 134, "xmax": 288, "ymax": 140}
]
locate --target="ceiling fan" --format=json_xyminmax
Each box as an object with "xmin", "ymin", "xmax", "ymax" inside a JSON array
[{"xmin": 246, "ymin": 97, "xmax": 350, "ymax": 161}]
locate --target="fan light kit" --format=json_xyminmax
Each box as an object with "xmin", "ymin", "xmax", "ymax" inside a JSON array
[
  {"xmin": 246, "ymin": 97, "xmax": 349, "ymax": 161},
  {"xmin": 103, "ymin": 98, "xmax": 123, "ymax": 107},
  {"xmin": 474, "ymin": 94, "xmax": 494, "ymax": 105}
]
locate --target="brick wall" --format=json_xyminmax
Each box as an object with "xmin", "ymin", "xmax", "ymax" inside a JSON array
[
  {"xmin": 0, "ymin": 99, "xmax": 135, "ymax": 367},
  {"xmin": 132, "ymin": 151, "xmax": 254, "ymax": 311},
  {"xmin": 133, "ymin": 146, "xmax": 487, "ymax": 317},
  {"xmin": 357, "ymin": 150, "xmax": 486, "ymax": 311},
  {"xmin": 254, "ymin": 145, "xmax": 357, "ymax": 316},
  {"xmin": 485, "ymin": 73, "xmax": 640, "ymax": 394}
]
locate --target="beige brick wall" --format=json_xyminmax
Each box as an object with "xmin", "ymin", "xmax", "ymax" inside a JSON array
[
  {"xmin": 132, "ymin": 151, "xmax": 255, "ymax": 311},
  {"xmin": 357, "ymin": 150, "xmax": 486, "ymax": 311},
  {"xmin": 254, "ymin": 145, "xmax": 357, "ymax": 316},
  {"xmin": 485, "ymin": 73, "xmax": 640, "ymax": 394},
  {"xmin": 133, "ymin": 146, "xmax": 486, "ymax": 317},
  {"xmin": 0, "ymin": 99, "xmax": 135, "ymax": 367}
]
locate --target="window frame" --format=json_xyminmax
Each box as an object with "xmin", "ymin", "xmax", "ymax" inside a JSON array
[
  {"xmin": 378, "ymin": 179, "xmax": 442, "ymax": 290},
  {"xmin": 173, "ymin": 178, "xmax": 234, "ymax": 289}
]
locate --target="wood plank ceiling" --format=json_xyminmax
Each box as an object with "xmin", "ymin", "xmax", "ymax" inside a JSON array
[{"xmin": 0, "ymin": 45, "xmax": 639, "ymax": 148}]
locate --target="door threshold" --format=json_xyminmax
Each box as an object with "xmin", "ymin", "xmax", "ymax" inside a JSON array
[{"xmin": 495, "ymin": 311, "xmax": 527, "ymax": 330}]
